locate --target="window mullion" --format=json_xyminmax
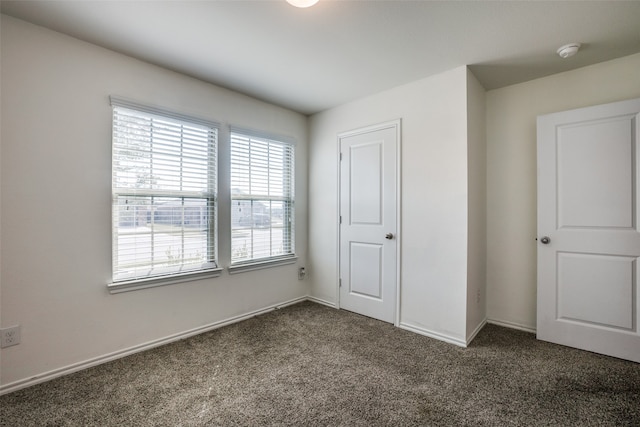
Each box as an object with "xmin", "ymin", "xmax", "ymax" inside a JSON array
[
  {"xmin": 269, "ymin": 200, "xmax": 273, "ymax": 257},
  {"xmin": 250, "ymin": 199, "xmax": 255, "ymax": 260},
  {"xmin": 267, "ymin": 143, "xmax": 272, "ymax": 258},
  {"xmin": 151, "ymin": 195, "xmax": 155, "ymax": 265},
  {"xmin": 249, "ymin": 140, "xmax": 254, "ymax": 260},
  {"xmin": 180, "ymin": 125, "xmax": 185, "ymax": 265},
  {"xmin": 150, "ymin": 118, "xmax": 155, "ymax": 266}
]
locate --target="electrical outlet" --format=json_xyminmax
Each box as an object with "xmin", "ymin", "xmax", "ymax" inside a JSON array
[
  {"xmin": 476, "ymin": 290, "xmax": 481, "ymax": 305},
  {"xmin": 298, "ymin": 267, "xmax": 306, "ymax": 280},
  {"xmin": 1, "ymin": 325, "xmax": 21, "ymax": 348}
]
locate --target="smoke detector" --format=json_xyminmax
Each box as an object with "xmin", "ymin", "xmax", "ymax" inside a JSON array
[{"xmin": 557, "ymin": 43, "xmax": 581, "ymax": 59}]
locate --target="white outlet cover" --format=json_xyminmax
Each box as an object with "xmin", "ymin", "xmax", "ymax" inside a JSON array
[{"xmin": 0, "ymin": 325, "xmax": 21, "ymax": 348}]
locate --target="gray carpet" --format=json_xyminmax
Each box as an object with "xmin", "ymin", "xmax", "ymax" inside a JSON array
[{"xmin": 1, "ymin": 301, "xmax": 639, "ymax": 426}]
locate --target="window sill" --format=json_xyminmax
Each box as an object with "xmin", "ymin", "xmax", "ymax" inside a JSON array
[
  {"xmin": 228, "ymin": 256, "xmax": 298, "ymax": 275},
  {"xmin": 108, "ymin": 268, "xmax": 223, "ymax": 294}
]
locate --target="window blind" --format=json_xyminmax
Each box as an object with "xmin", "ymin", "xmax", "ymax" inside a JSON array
[
  {"xmin": 230, "ymin": 129, "xmax": 295, "ymax": 265},
  {"xmin": 111, "ymin": 99, "xmax": 218, "ymax": 283}
]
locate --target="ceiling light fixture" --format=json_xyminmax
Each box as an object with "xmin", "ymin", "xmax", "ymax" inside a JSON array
[
  {"xmin": 557, "ymin": 43, "xmax": 581, "ymax": 59},
  {"xmin": 286, "ymin": 0, "xmax": 319, "ymax": 8}
]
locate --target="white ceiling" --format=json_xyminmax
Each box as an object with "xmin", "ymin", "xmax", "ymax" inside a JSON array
[{"xmin": 2, "ymin": 1, "xmax": 640, "ymax": 115}]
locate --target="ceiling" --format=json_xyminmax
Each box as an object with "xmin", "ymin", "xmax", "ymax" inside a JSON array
[{"xmin": 2, "ymin": 1, "xmax": 640, "ymax": 115}]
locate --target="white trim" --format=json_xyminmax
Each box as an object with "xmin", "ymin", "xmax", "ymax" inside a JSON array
[
  {"xmin": 306, "ymin": 296, "xmax": 337, "ymax": 308},
  {"xmin": 466, "ymin": 319, "xmax": 488, "ymax": 346},
  {"xmin": 337, "ymin": 120, "xmax": 401, "ymax": 139},
  {"xmin": 487, "ymin": 318, "xmax": 536, "ymax": 334},
  {"xmin": 336, "ymin": 136, "xmax": 342, "ymax": 310},
  {"xmin": 393, "ymin": 119, "xmax": 402, "ymax": 327},
  {"xmin": 0, "ymin": 296, "xmax": 307, "ymax": 396},
  {"xmin": 272, "ymin": 297, "xmax": 309, "ymax": 310},
  {"xmin": 399, "ymin": 322, "xmax": 468, "ymax": 348},
  {"xmin": 227, "ymin": 256, "xmax": 298, "ymax": 274},
  {"xmin": 108, "ymin": 268, "xmax": 223, "ymax": 294}
]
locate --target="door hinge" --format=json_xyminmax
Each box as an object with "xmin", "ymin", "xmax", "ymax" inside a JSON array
[
  {"xmin": 339, "ymin": 215, "xmax": 342, "ymax": 224},
  {"xmin": 340, "ymin": 152, "xmax": 343, "ymax": 161},
  {"xmin": 339, "ymin": 278, "xmax": 342, "ymax": 287}
]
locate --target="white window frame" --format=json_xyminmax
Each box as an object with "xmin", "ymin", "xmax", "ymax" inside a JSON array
[
  {"xmin": 109, "ymin": 97, "xmax": 221, "ymax": 293},
  {"xmin": 228, "ymin": 127, "xmax": 296, "ymax": 273}
]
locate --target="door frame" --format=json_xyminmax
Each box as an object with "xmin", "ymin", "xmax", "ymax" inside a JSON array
[{"xmin": 336, "ymin": 119, "xmax": 402, "ymax": 326}]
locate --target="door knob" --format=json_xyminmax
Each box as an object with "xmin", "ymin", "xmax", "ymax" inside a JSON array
[
  {"xmin": 385, "ymin": 233, "xmax": 394, "ymax": 240},
  {"xmin": 540, "ymin": 236, "xmax": 551, "ymax": 244}
]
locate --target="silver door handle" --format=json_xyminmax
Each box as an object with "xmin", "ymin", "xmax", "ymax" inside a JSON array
[
  {"xmin": 385, "ymin": 233, "xmax": 394, "ymax": 240},
  {"xmin": 540, "ymin": 236, "xmax": 550, "ymax": 244}
]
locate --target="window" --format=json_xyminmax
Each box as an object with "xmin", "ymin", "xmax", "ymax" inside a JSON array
[
  {"xmin": 110, "ymin": 97, "xmax": 219, "ymax": 287},
  {"xmin": 230, "ymin": 129, "xmax": 295, "ymax": 267}
]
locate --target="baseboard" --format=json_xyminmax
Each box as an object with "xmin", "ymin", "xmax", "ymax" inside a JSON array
[
  {"xmin": 399, "ymin": 322, "xmax": 467, "ymax": 348},
  {"xmin": 487, "ymin": 318, "xmax": 536, "ymax": 334},
  {"xmin": 305, "ymin": 295, "xmax": 337, "ymax": 308},
  {"xmin": 0, "ymin": 296, "xmax": 308, "ymax": 396},
  {"xmin": 274, "ymin": 296, "xmax": 309, "ymax": 309},
  {"xmin": 466, "ymin": 318, "xmax": 487, "ymax": 346}
]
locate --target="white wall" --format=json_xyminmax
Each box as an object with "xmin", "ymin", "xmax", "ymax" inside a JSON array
[
  {"xmin": 0, "ymin": 15, "xmax": 309, "ymax": 389},
  {"xmin": 486, "ymin": 53, "xmax": 640, "ymax": 331},
  {"xmin": 309, "ymin": 66, "xmax": 472, "ymax": 344},
  {"xmin": 465, "ymin": 70, "xmax": 487, "ymax": 341}
]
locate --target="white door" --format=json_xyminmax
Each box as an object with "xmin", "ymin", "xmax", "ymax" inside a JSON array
[
  {"xmin": 339, "ymin": 121, "xmax": 399, "ymax": 324},
  {"xmin": 537, "ymin": 97, "xmax": 640, "ymax": 363}
]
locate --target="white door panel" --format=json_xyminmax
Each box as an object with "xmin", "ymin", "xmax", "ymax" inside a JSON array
[
  {"xmin": 350, "ymin": 141, "xmax": 383, "ymax": 225},
  {"xmin": 339, "ymin": 121, "xmax": 399, "ymax": 324},
  {"xmin": 537, "ymin": 97, "xmax": 640, "ymax": 363},
  {"xmin": 349, "ymin": 242, "xmax": 383, "ymax": 299},
  {"xmin": 556, "ymin": 117, "xmax": 634, "ymax": 228},
  {"xmin": 557, "ymin": 253, "xmax": 634, "ymax": 330}
]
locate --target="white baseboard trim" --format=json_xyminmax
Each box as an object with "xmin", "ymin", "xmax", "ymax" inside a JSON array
[
  {"xmin": 0, "ymin": 295, "xmax": 308, "ymax": 396},
  {"xmin": 487, "ymin": 318, "xmax": 536, "ymax": 334},
  {"xmin": 274, "ymin": 296, "xmax": 309, "ymax": 309},
  {"xmin": 305, "ymin": 296, "xmax": 337, "ymax": 308},
  {"xmin": 399, "ymin": 322, "xmax": 467, "ymax": 348},
  {"xmin": 466, "ymin": 319, "xmax": 487, "ymax": 346}
]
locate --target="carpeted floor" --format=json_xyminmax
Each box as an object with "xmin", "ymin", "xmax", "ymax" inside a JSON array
[{"xmin": 1, "ymin": 301, "xmax": 639, "ymax": 426}]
